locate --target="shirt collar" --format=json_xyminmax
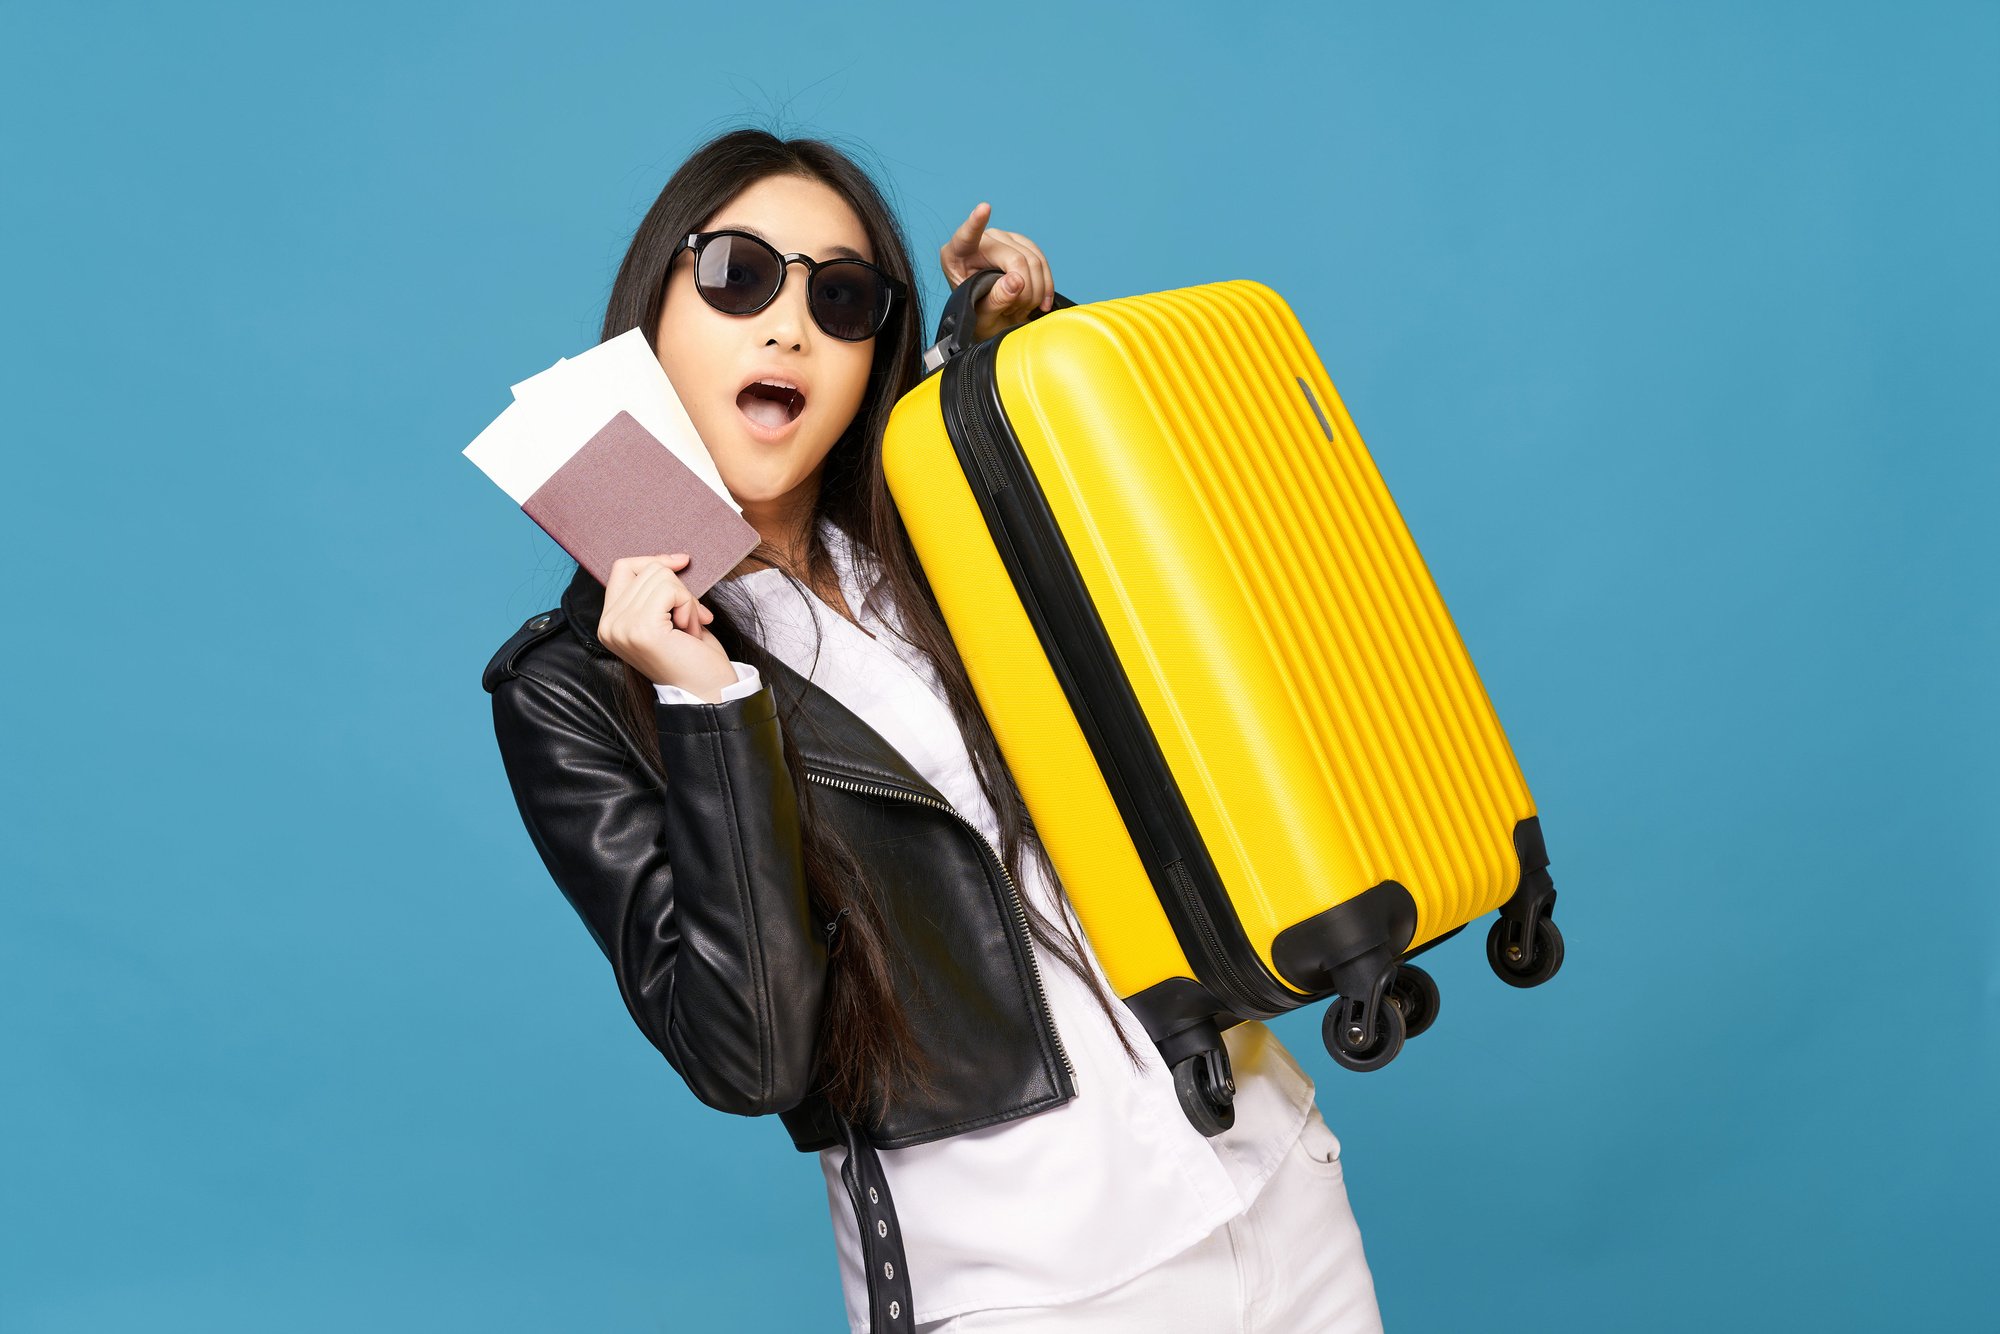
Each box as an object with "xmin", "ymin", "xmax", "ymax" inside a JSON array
[{"xmin": 814, "ymin": 514, "xmax": 889, "ymax": 623}]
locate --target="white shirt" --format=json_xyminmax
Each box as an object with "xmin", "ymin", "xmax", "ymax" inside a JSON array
[{"xmin": 655, "ymin": 515, "xmax": 1317, "ymax": 1330}]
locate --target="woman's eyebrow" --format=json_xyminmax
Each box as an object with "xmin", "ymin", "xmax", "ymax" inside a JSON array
[{"xmin": 717, "ymin": 222, "xmax": 867, "ymax": 262}]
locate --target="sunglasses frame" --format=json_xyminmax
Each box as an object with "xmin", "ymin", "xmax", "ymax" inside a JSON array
[{"xmin": 669, "ymin": 229, "xmax": 908, "ymax": 342}]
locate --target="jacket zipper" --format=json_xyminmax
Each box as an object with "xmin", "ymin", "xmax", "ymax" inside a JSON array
[{"xmin": 804, "ymin": 768, "xmax": 1077, "ymax": 1091}]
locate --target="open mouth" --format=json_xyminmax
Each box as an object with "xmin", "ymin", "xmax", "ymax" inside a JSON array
[{"xmin": 736, "ymin": 380, "xmax": 806, "ymax": 433}]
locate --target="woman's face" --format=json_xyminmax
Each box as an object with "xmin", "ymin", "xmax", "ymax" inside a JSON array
[{"xmin": 654, "ymin": 173, "xmax": 879, "ymax": 528}]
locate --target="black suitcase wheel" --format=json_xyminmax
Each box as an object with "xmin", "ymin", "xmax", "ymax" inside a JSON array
[
  {"xmin": 1323, "ymin": 994, "xmax": 1406, "ymax": 1073},
  {"xmin": 1386, "ymin": 964, "xmax": 1441, "ymax": 1039},
  {"xmin": 1172, "ymin": 1049, "xmax": 1236, "ymax": 1136},
  {"xmin": 1487, "ymin": 915, "xmax": 1564, "ymax": 988}
]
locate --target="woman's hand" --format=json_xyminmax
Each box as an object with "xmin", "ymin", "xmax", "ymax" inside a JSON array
[
  {"xmin": 941, "ymin": 201, "xmax": 1056, "ymax": 344},
  {"xmin": 597, "ymin": 553, "xmax": 736, "ymax": 699}
]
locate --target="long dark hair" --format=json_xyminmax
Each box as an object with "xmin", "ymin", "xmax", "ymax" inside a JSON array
[{"xmin": 591, "ymin": 126, "xmax": 1140, "ymax": 1123}]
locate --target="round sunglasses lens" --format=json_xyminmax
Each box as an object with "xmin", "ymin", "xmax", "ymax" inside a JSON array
[
  {"xmin": 811, "ymin": 262, "xmax": 891, "ymax": 339},
  {"xmin": 694, "ymin": 235, "xmax": 778, "ymax": 312}
]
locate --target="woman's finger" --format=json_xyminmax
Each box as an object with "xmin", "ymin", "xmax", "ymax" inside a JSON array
[
  {"xmin": 604, "ymin": 553, "xmax": 651, "ymax": 599},
  {"xmin": 602, "ymin": 567, "xmax": 658, "ymax": 635},
  {"xmin": 610, "ymin": 551, "xmax": 683, "ymax": 590},
  {"xmin": 610, "ymin": 558, "xmax": 693, "ymax": 636},
  {"xmin": 603, "ymin": 553, "xmax": 686, "ymax": 627},
  {"xmin": 980, "ymin": 238, "xmax": 1037, "ymax": 319},
  {"xmin": 600, "ymin": 561, "xmax": 651, "ymax": 633},
  {"xmin": 981, "ymin": 229, "xmax": 1028, "ymax": 302},
  {"xmin": 941, "ymin": 201, "xmax": 993, "ymax": 286},
  {"xmin": 1014, "ymin": 236, "xmax": 1054, "ymax": 312},
  {"xmin": 654, "ymin": 572, "xmax": 696, "ymax": 633},
  {"xmin": 1027, "ymin": 247, "xmax": 1051, "ymax": 313},
  {"xmin": 1000, "ymin": 240, "xmax": 1041, "ymax": 314},
  {"xmin": 986, "ymin": 228, "xmax": 1051, "ymax": 314}
]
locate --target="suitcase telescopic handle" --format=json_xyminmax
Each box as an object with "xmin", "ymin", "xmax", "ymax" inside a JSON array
[{"xmin": 921, "ymin": 266, "xmax": 1077, "ymax": 375}]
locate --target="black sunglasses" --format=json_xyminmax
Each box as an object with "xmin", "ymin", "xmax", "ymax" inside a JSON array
[{"xmin": 668, "ymin": 230, "xmax": 907, "ymax": 342}]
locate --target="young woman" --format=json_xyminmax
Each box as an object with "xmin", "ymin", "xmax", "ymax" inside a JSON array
[{"xmin": 485, "ymin": 127, "xmax": 1385, "ymax": 1333}]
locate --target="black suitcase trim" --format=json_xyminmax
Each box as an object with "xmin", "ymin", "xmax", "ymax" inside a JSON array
[{"xmin": 937, "ymin": 335, "xmax": 1309, "ymax": 1024}]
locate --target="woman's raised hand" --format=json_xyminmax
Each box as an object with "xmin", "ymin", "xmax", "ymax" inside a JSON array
[
  {"xmin": 941, "ymin": 201, "xmax": 1056, "ymax": 344},
  {"xmin": 597, "ymin": 553, "xmax": 737, "ymax": 699}
]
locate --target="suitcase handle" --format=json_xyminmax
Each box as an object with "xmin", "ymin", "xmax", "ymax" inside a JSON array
[{"xmin": 921, "ymin": 267, "xmax": 1076, "ymax": 375}]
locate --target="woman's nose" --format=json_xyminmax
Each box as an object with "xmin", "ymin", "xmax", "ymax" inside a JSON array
[{"xmin": 760, "ymin": 262, "xmax": 813, "ymax": 347}]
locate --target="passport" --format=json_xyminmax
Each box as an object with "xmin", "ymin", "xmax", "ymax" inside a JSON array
[{"xmin": 462, "ymin": 329, "xmax": 759, "ymax": 596}]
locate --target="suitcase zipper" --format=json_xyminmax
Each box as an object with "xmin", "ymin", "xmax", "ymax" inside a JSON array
[
  {"xmin": 1164, "ymin": 858, "xmax": 1263, "ymax": 1017},
  {"xmin": 803, "ymin": 768, "xmax": 1078, "ymax": 1092},
  {"xmin": 943, "ymin": 337, "xmax": 1303, "ymax": 1019}
]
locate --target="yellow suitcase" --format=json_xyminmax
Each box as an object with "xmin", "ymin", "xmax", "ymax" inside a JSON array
[{"xmin": 884, "ymin": 273, "xmax": 1563, "ymax": 1132}]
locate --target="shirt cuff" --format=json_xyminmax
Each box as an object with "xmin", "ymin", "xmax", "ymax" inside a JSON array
[{"xmin": 653, "ymin": 660, "xmax": 763, "ymax": 706}]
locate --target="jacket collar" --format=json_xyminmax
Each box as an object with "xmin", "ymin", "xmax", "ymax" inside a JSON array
[{"xmin": 558, "ymin": 563, "xmax": 951, "ymax": 805}]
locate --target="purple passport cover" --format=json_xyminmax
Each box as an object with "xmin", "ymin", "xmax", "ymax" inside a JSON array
[{"xmin": 521, "ymin": 410, "xmax": 758, "ymax": 597}]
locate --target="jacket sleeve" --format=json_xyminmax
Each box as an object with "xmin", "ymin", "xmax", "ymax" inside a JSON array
[{"xmin": 489, "ymin": 668, "xmax": 827, "ymax": 1116}]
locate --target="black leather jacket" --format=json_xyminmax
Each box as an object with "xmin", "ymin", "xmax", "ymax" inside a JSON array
[
  {"xmin": 487, "ymin": 565, "xmax": 1084, "ymax": 1329},
  {"xmin": 483, "ymin": 564, "xmax": 1078, "ymax": 1150}
]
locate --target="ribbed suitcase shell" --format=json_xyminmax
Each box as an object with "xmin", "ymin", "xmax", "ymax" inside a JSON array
[{"xmin": 882, "ymin": 279, "xmax": 1543, "ymax": 1050}]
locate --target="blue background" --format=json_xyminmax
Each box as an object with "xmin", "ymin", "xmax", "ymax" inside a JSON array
[{"xmin": 4, "ymin": 1, "xmax": 1993, "ymax": 1329}]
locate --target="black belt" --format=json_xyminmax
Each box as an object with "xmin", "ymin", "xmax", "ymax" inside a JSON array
[{"xmin": 838, "ymin": 1116, "xmax": 915, "ymax": 1332}]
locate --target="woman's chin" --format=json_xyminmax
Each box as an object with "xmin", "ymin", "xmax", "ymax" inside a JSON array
[{"xmin": 723, "ymin": 458, "xmax": 810, "ymax": 503}]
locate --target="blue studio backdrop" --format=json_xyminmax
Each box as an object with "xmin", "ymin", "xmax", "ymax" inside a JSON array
[{"xmin": 2, "ymin": 2, "xmax": 1993, "ymax": 1329}]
